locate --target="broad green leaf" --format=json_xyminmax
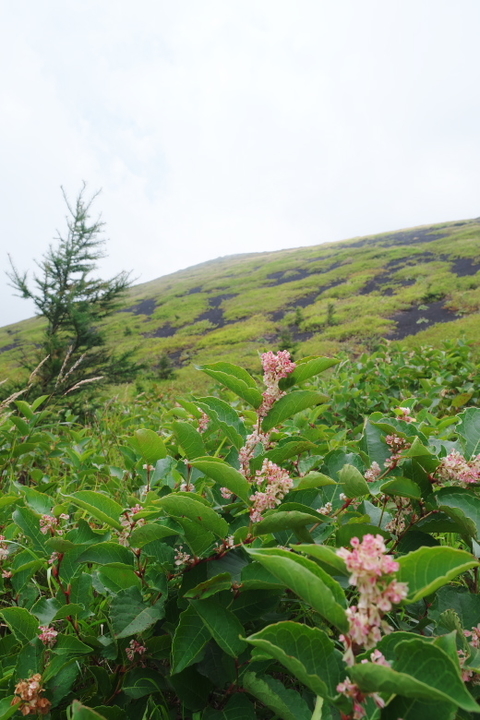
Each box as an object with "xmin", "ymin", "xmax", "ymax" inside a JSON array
[
  {"xmin": 247, "ymin": 547, "xmax": 348, "ymax": 632},
  {"xmin": 53, "ymin": 634, "xmax": 92, "ymax": 655},
  {"xmin": 245, "ymin": 621, "xmax": 345, "ymax": 699},
  {"xmin": 0, "ymin": 697, "xmax": 19, "ymax": 720},
  {"xmin": 252, "ymin": 510, "xmax": 319, "ymax": 536},
  {"xmin": 194, "ymin": 396, "xmax": 246, "ymax": 449},
  {"xmin": 381, "ymin": 476, "xmax": 422, "ymax": 500},
  {"xmin": 128, "ymin": 522, "xmax": 179, "ymax": 547},
  {"xmin": 111, "ymin": 586, "xmax": 165, "ymax": 638},
  {"xmin": 242, "ymin": 671, "xmax": 311, "ymax": 720},
  {"xmin": 191, "ymin": 598, "xmax": 247, "ymax": 657},
  {"xmin": 0, "ymin": 496, "xmax": 19, "ymax": 510},
  {"xmin": 203, "ymin": 694, "xmax": 256, "ymax": 720},
  {"xmin": 436, "ymin": 487, "xmax": 480, "ymax": 539},
  {"xmin": 397, "ymin": 546, "xmax": 479, "ymax": 603},
  {"xmin": 294, "ymin": 471, "xmax": 337, "ymax": 490},
  {"xmin": 351, "ymin": 638, "xmax": 479, "ymax": 712},
  {"xmin": 97, "ymin": 564, "xmax": 142, "ymax": 592},
  {"xmin": 175, "ymin": 517, "xmax": 215, "ymax": 556},
  {"xmin": 155, "ymin": 494, "xmax": 228, "ymax": 537},
  {"xmin": 279, "ymin": 356, "xmax": 340, "ymax": 389},
  {"xmin": 336, "ymin": 523, "xmax": 390, "ymax": 547},
  {"xmin": 338, "ymin": 464, "xmax": 370, "ymax": 497},
  {"xmin": 0, "ymin": 607, "xmax": 39, "ymax": 645},
  {"xmin": 456, "ymin": 407, "xmax": 480, "ymax": 458},
  {"xmin": 171, "ymin": 605, "xmax": 211, "ymax": 674},
  {"xmin": 133, "ymin": 428, "xmax": 167, "ymax": 464},
  {"xmin": 252, "ymin": 439, "xmax": 318, "ymax": 472},
  {"xmin": 122, "ymin": 668, "xmax": 163, "ymax": 698},
  {"xmin": 20, "ymin": 487, "xmax": 53, "ymax": 514},
  {"xmin": 70, "ymin": 701, "xmax": 108, "ymax": 719},
  {"xmin": 65, "ymin": 491, "xmax": 124, "ymax": 531},
  {"xmin": 199, "ymin": 362, "xmax": 263, "ymax": 408},
  {"xmin": 12, "ymin": 507, "xmax": 47, "ymax": 554},
  {"xmin": 381, "ymin": 696, "xmax": 456, "ymax": 720},
  {"xmin": 184, "ymin": 572, "xmax": 232, "ymax": 600},
  {"xmin": 190, "ymin": 457, "xmax": 251, "ymax": 503},
  {"xmin": 172, "ymin": 421, "xmax": 206, "ymax": 459},
  {"xmin": 78, "ymin": 542, "xmax": 134, "ymax": 566},
  {"xmin": 295, "ymin": 543, "xmax": 348, "ymax": 576},
  {"xmin": 262, "ymin": 391, "xmax": 328, "ymax": 432},
  {"xmin": 169, "ymin": 665, "xmax": 214, "ymax": 711}
]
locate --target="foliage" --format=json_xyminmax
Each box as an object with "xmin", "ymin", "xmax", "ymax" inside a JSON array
[
  {"xmin": 6, "ymin": 185, "xmax": 140, "ymax": 396},
  {"xmin": 0, "ymin": 347, "xmax": 480, "ymax": 718}
]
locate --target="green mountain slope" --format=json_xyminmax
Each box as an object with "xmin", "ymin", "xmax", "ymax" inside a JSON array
[{"xmin": 1, "ymin": 218, "xmax": 479, "ymax": 391}]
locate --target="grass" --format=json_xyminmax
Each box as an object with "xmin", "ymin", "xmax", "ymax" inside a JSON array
[{"xmin": 1, "ymin": 218, "xmax": 479, "ymax": 393}]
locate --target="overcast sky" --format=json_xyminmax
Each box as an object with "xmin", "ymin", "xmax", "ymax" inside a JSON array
[{"xmin": 1, "ymin": 1, "xmax": 479, "ymax": 327}]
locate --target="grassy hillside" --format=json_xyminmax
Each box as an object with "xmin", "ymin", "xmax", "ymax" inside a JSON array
[{"xmin": 1, "ymin": 218, "xmax": 479, "ymax": 393}]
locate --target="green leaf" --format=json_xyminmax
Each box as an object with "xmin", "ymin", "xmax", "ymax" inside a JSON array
[
  {"xmin": 122, "ymin": 668, "xmax": 163, "ymax": 698},
  {"xmin": 252, "ymin": 439, "xmax": 318, "ymax": 472},
  {"xmin": 133, "ymin": 428, "xmax": 167, "ymax": 464},
  {"xmin": 381, "ymin": 476, "xmax": 422, "ymax": 500},
  {"xmin": 338, "ymin": 464, "xmax": 370, "ymax": 498},
  {"xmin": 12, "ymin": 507, "xmax": 47, "ymax": 554},
  {"xmin": 128, "ymin": 522, "xmax": 179, "ymax": 547},
  {"xmin": 252, "ymin": 510, "xmax": 319, "ymax": 536},
  {"xmin": 294, "ymin": 544, "xmax": 348, "ymax": 576},
  {"xmin": 190, "ymin": 598, "xmax": 247, "ymax": 658},
  {"xmin": 111, "ymin": 586, "xmax": 165, "ymax": 638},
  {"xmin": 245, "ymin": 621, "xmax": 345, "ymax": 700},
  {"xmin": 279, "ymin": 355, "xmax": 340, "ymax": 389},
  {"xmin": 381, "ymin": 696, "xmax": 456, "ymax": 720},
  {"xmin": 97, "ymin": 564, "xmax": 142, "ymax": 592},
  {"xmin": 155, "ymin": 494, "xmax": 228, "ymax": 537},
  {"xmin": 0, "ymin": 607, "xmax": 38, "ymax": 645},
  {"xmin": 70, "ymin": 701, "xmax": 108, "ymax": 719},
  {"xmin": 336, "ymin": 523, "xmax": 391, "ymax": 547},
  {"xmin": 194, "ymin": 396, "xmax": 246, "ymax": 449},
  {"xmin": 294, "ymin": 471, "xmax": 337, "ymax": 490},
  {"xmin": 436, "ymin": 487, "xmax": 480, "ymax": 539},
  {"xmin": 184, "ymin": 572, "xmax": 232, "ymax": 600},
  {"xmin": 198, "ymin": 362, "xmax": 263, "ymax": 408},
  {"xmin": 172, "ymin": 421, "xmax": 206, "ymax": 459},
  {"xmin": 262, "ymin": 391, "xmax": 328, "ymax": 432},
  {"xmin": 397, "ymin": 546, "xmax": 479, "ymax": 603},
  {"xmin": 351, "ymin": 637, "xmax": 479, "ymax": 712},
  {"xmin": 52, "ymin": 634, "xmax": 93, "ymax": 655},
  {"xmin": 78, "ymin": 542, "xmax": 134, "ymax": 566},
  {"xmin": 202, "ymin": 694, "xmax": 256, "ymax": 720},
  {"xmin": 190, "ymin": 457, "xmax": 251, "ymax": 503},
  {"xmin": 65, "ymin": 491, "xmax": 124, "ymax": 531},
  {"xmin": 456, "ymin": 407, "xmax": 480, "ymax": 458},
  {"xmin": 171, "ymin": 605, "xmax": 211, "ymax": 674},
  {"xmin": 246, "ymin": 547, "xmax": 348, "ymax": 632},
  {"xmin": 242, "ymin": 671, "xmax": 311, "ymax": 720}
]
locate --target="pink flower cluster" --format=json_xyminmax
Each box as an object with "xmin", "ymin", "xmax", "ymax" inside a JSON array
[
  {"xmin": 249, "ymin": 460, "xmax": 293, "ymax": 523},
  {"xmin": 119, "ymin": 505, "xmax": 145, "ymax": 546},
  {"xmin": 337, "ymin": 534, "xmax": 408, "ymax": 664},
  {"xmin": 198, "ymin": 411, "xmax": 210, "ymax": 433},
  {"xmin": 126, "ymin": 638, "xmax": 147, "ymax": 661},
  {"xmin": 259, "ymin": 350, "xmax": 296, "ymax": 417},
  {"xmin": 174, "ymin": 547, "xmax": 193, "ymax": 566},
  {"xmin": 39, "ymin": 514, "xmax": 69, "ymax": 536},
  {"xmin": 38, "ymin": 626, "xmax": 58, "ymax": 647},
  {"xmin": 459, "ymin": 625, "xmax": 480, "ymax": 683},
  {"xmin": 436, "ymin": 449, "xmax": 480, "ymax": 486},
  {"xmin": 0, "ymin": 535, "xmax": 9, "ymax": 561},
  {"xmin": 238, "ymin": 429, "xmax": 271, "ymax": 480},
  {"xmin": 364, "ymin": 461, "xmax": 381, "ymax": 482},
  {"xmin": 384, "ymin": 434, "xmax": 411, "ymax": 469},
  {"xmin": 337, "ymin": 650, "xmax": 390, "ymax": 719},
  {"xmin": 397, "ymin": 406, "xmax": 416, "ymax": 423}
]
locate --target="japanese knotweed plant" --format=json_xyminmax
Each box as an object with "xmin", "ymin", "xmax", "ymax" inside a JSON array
[{"xmin": 0, "ymin": 351, "xmax": 480, "ymax": 719}]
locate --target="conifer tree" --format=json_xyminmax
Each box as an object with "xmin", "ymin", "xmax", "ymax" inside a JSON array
[{"xmin": 7, "ymin": 184, "xmax": 139, "ymax": 395}]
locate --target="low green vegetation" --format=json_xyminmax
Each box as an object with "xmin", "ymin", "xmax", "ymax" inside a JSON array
[
  {"xmin": 1, "ymin": 218, "xmax": 479, "ymax": 398},
  {"xmin": 0, "ymin": 342, "xmax": 479, "ymax": 717}
]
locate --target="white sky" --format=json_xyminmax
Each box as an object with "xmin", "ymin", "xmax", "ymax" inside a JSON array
[{"xmin": 1, "ymin": 1, "xmax": 479, "ymax": 327}]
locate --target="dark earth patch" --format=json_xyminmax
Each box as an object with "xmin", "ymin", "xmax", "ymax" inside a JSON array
[
  {"xmin": 186, "ymin": 286, "xmax": 203, "ymax": 294},
  {"xmin": 387, "ymin": 300, "xmax": 459, "ymax": 340},
  {"xmin": 122, "ymin": 298, "xmax": 157, "ymax": 316},
  {"xmin": 451, "ymin": 258, "xmax": 480, "ymax": 277},
  {"xmin": 208, "ymin": 293, "xmax": 238, "ymax": 308},
  {"xmin": 271, "ymin": 280, "xmax": 345, "ymax": 321},
  {"xmin": 145, "ymin": 323, "xmax": 177, "ymax": 338},
  {"xmin": 347, "ymin": 228, "xmax": 448, "ymax": 250},
  {"xmin": 192, "ymin": 293, "xmax": 238, "ymax": 327},
  {"xmin": 267, "ymin": 268, "xmax": 311, "ymax": 285},
  {"xmin": 0, "ymin": 342, "xmax": 19, "ymax": 354}
]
